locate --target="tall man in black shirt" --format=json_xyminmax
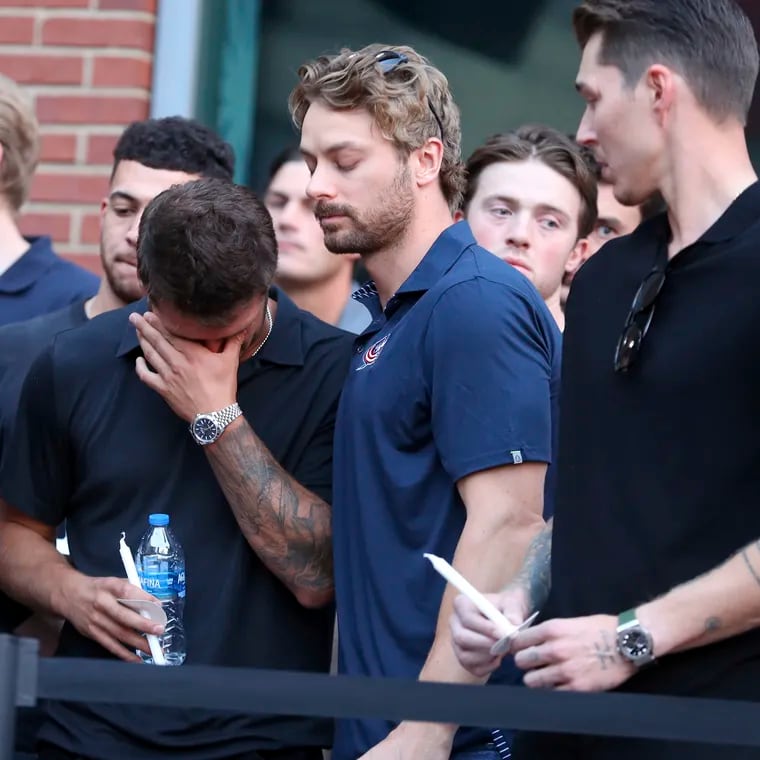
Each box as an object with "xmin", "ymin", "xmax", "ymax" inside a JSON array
[
  {"xmin": 451, "ymin": 1, "xmax": 760, "ymax": 758},
  {"xmin": 0, "ymin": 178, "xmax": 353, "ymax": 759}
]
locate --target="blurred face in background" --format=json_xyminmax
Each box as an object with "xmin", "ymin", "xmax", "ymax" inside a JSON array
[
  {"xmin": 265, "ymin": 158, "xmax": 357, "ymax": 287},
  {"xmin": 561, "ymin": 181, "xmax": 643, "ymax": 307},
  {"xmin": 100, "ymin": 161, "xmax": 199, "ymax": 304}
]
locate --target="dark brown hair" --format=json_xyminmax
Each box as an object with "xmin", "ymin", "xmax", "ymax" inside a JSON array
[
  {"xmin": 463, "ymin": 125, "xmax": 598, "ymax": 239},
  {"xmin": 573, "ymin": 0, "xmax": 759, "ymax": 124},
  {"xmin": 137, "ymin": 178, "xmax": 277, "ymax": 322}
]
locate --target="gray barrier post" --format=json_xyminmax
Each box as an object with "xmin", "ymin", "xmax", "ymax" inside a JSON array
[{"xmin": 0, "ymin": 635, "xmax": 39, "ymax": 760}]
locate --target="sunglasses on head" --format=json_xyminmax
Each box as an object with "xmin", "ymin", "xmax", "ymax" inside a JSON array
[{"xmin": 374, "ymin": 50, "xmax": 445, "ymax": 142}]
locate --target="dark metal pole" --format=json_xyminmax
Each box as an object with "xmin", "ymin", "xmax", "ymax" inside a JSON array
[{"xmin": 0, "ymin": 635, "xmax": 19, "ymax": 760}]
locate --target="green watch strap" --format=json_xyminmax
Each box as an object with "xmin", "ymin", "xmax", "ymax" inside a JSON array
[{"xmin": 618, "ymin": 608, "xmax": 637, "ymax": 625}]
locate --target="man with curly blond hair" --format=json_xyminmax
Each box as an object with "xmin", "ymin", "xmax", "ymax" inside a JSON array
[{"xmin": 291, "ymin": 44, "xmax": 561, "ymax": 760}]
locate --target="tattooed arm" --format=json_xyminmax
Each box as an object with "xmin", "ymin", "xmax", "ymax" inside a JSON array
[
  {"xmin": 204, "ymin": 417, "xmax": 333, "ymax": 608},
  {"xmin": 509, "ymin": 517, "xmax": 553, "ymax": 614},
  {"xmin": 635, "ymin": 538, "xmax": 760, "ymax": 658},
  {"xmin": 451, "ymin": 518, "xmax": 553, "ymax": 678},
  {"xmin": 129, "ymin": 308, "xmax": 336, "ymax": 609},
  {"xmin": 508, "ymin": 538, "xmax": 760, "ymax": 692}
]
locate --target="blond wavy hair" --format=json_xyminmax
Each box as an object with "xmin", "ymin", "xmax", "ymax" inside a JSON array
[
  {"xmin": 289, "ymin": 43, "xmax": 466, "ymax": 213},
  {"xmin": 0, "ymin": 74, "xmax": 39, "ymax": 212}
]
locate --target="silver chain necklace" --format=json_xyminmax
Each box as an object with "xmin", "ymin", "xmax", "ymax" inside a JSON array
[{"xmin": 247, "ymin": 304, "xmax": 273, "ymax": 360}]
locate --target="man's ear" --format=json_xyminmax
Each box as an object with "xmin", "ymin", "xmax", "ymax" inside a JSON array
[
  {"xmin": 453, "ymin": 208, "xmax": 465, "ymax": 222},
  {"xmin": 411, "ymin": 138, "xmax": 444, "ymax": 190},
  {"xmin": 566, "ymin": 237, "xmax": 590, "ymax": 275}
]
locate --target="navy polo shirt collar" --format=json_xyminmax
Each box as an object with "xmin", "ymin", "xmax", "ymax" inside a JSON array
[
  {"xmin": 350, "ymin": 220, "xmax": 477, "ymax": 319},
  {"xmin": 115, "ymin": 287, "xmax": 305, "ymax": 367},
  {"xmin": 397, "ymin": 220, "xmax": 477, "ymax": 295},
  {"xmin": 0, "ymin": 237, "xmax": 57, "ymax": 294}
]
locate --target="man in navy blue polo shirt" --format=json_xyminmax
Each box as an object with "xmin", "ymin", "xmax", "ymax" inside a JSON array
[
  {"xmin": 291, "ymin": 44, "xmax": 561, "ymax": 760},
  {"xmin": 0, "ymin": 73, "xmax": 97, "ymax": 326}
]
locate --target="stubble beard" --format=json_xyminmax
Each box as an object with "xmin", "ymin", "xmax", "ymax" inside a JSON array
[{"xmin": 319, "ymin": 165, "xmax": 414, "ymax": 256}]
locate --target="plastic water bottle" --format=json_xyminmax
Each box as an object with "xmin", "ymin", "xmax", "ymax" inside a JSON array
[{"xmin": 135, "ymin": 513, "xmax": 186, "ymax": 665}]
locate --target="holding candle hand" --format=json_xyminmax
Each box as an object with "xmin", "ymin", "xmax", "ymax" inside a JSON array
[
  {"xmin": 450, "ymin": 585, "xmax": 531, "ymax": 678},
  {"xmin": 57, "ymin": 573, "xmax": 165, "ymax": 663}
]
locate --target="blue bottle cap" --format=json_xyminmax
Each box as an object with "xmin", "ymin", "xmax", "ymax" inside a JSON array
[{"xmin": 148, "ymin": 513, "xmax": 169, "ymax": 527}]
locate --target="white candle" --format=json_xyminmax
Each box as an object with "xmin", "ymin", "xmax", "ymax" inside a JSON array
[
  {"xmin": 119, "ymin": 532, "xmax": 166, "ymax": 666},
  {"xmin": 424, "ymin": 552, "xmax": 538, "ymax": 656},
  {"xmin": 424, "ymin": 553, "xmax": 515, "ymax": 634}
]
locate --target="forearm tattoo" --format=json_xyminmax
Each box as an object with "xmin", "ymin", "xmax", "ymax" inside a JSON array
[
  {"xmin": 741, "ymin": 542, "xmax": 760, "ymax": 590},
  {"xmin": 206, "ymin": 422, "xmax": 333, "ymax": 595},
  {"xmin": 514, "ymin": 518, "xmax": 553, "ymax": 612}
]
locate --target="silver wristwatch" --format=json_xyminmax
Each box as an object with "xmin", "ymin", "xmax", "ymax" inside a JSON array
[
  {"xmin": 616, "ymin": 608, "xmax": 656, "ymax": 667},
  {"xmin": 189, "ymin": 403, "xmax": 242, "ymax": 446}
]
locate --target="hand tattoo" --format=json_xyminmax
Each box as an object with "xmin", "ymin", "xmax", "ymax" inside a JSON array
[
  {"xmin": 704, "ymin": 616, "xmax": 722, "ymax": 632},
  {"xmin": 594, "ymin": 629, "xmax": 618, "ymax": 671}
]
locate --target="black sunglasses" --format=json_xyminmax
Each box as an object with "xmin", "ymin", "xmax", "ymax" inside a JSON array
[
  {"xmin": 375, "ymin": 50, "xmax": 445, "ymax": 141},
  {"xmin": 613, "ymin": 266, "xmax": 667, "ymax": 373}
]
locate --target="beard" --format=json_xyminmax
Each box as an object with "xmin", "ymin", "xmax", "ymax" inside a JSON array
[
  {"xmin": 101, "ymin": 246, "xmax": 145, "ymax": 305},
  {"xmin": 315, "ymin": 164, "xmax": 414, "ymax": 255}
]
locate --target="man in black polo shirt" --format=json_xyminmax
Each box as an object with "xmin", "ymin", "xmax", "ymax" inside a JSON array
[
  {"xmin": 0, "ymin": 178, "xmax": 353, "ymax": 759},
  {"xmin": 450, "ymin": 1, "xmax": 760, "ymax": 758},
  {"xmin": 0, "ymin": 116, "xmax": 235, "ymax": 634}
]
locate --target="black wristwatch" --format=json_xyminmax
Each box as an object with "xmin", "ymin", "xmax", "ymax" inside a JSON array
[{"xmin": 616, "ymin": 609, "xmax": 656, "ymax": 667}]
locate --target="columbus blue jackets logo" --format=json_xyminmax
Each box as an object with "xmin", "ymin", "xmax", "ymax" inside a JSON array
[{"xmin": 356, "ymin": 334, "xmax": 390, "ymax": 371}]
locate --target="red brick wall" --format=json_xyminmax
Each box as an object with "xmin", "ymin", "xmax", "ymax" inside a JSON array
[{"xmin": 1, "ymin": 0, "xmax": 157, "ymax": 275}]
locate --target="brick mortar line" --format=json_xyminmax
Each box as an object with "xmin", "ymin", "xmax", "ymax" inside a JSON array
[
  {"xmin": 75, "ymin": 132, "xmax": 87, "ymax": 164},
  {"xmin": 40, "ymin": 125, "xmax": 126, "ymax": 135},
  {"xmin": 82, "ymin": 52, "xmax": 93, "ymax": 88},
  {"xmin": 70, "ymin": 207, "xmax": 82, "ymax": 246},
  {"xmin": 0, "ymin": 9, "xmax": 155, "ymax": 22},
  {"xmin": 0, "ymin": 46, "xmax": 153, "ymax": 58},
  {"xmin": 57, "ymin": 244, "xmax": 100, "ymax": 253},
  {"xmin": 31, "ymin": 12, "xmax": 42, "ymax": 46},
  {"xmin": 25, "ymin": 86, "xmax": 151, "ymax": 97},
  {"xmin": 36, "ymin": 163, "xmax": 111, "ymax": 175},
  {"xmin": 24, "ymin": 202, "xmax": 104, "ymax": 213}
]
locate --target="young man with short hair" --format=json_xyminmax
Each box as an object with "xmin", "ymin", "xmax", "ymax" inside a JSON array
[
  {"xmin": 458, "ymin": 125, "xmax": 597, "ymax": 329},
  {"xmin": 0, "ymin": 178, "xmax": 352, "ymax": 759},
  {"xmin": 0, "ymin": 73, "xmax": 97, "ymax": 326},
  {"xmin": 451, "ymin": 1, "xmax": 760, "ymax": 757},
  {"xmin": 291, "ymin": 44, "xmax": 561, "ymax": 760},
  {"xmin": 265, "ymin": 147, "xmax": 370, "ymax": 333}
]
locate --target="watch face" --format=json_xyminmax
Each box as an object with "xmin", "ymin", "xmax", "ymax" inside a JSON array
[
  {"xmin": 192, "ymin": 416, "xmax": 219, "ymax": 444},
  {"xmin": 620, "ymin": 629, "xmax": 652, "ymax": 659}
]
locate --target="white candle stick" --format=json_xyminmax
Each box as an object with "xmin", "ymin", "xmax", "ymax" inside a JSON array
[
  {"xmin": 424, "ymin": 552, "xmax": 540, "ymax": 655},
  {"xmin": 424, "ymin": 553, "xmax": 515, "ymax": 633},
  {"xmin": 119, "ymin": 532, "xmax": 166, "ymax": 666}
]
